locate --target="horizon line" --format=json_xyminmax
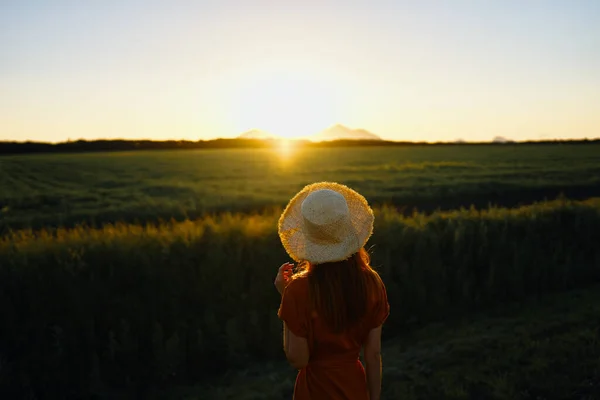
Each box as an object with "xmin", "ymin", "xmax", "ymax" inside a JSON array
[{"xmin": 2, "ymin": 136, "xmax": 600, "ymax": 146}]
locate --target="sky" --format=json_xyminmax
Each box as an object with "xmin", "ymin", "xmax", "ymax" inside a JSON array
[{"xmin": 1, "ymin": 0, "xmax": 599, "ymax": 143}]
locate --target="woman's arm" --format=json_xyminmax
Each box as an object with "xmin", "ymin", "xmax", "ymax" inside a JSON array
[
  {"xmin": 363, "ymin": 325, "xmax": 383, "ymax": 400},
  {"xmin": 283, "ymin": 321, "xmax": 309, "ymax": 369},
  {"xmin": 275, "ymin": 263, "xmax": 310, "ymax": 369}
]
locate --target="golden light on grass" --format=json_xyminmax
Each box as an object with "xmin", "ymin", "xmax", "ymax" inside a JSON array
[{"xmin": 277, "ymin": 138, "xmax": 294, "ymax": 158}]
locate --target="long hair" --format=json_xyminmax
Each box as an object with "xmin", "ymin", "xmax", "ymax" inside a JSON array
[{"xmin": 297, "ymin": 247, "xmax": 383, "ymax": 334}]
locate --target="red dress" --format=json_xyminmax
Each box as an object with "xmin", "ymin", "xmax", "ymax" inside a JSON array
[{"xmin": 278, "ymin": 274, "xmax": 390, "ymax": 400}]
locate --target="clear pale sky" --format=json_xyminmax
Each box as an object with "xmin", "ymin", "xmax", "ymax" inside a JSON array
[{"xmin": 1, "ymin": 0, "xmax": 599, "ymax": 143}]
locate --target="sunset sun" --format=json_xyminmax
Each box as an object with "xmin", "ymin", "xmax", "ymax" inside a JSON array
[{"xmin": 228, "ymin": 64, "xmax": 342, "ymax": 139}]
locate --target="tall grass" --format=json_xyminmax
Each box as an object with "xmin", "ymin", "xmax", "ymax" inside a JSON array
[{"xmin": 1, "ymin": 198, "xmax": 600, "ymax": 398}]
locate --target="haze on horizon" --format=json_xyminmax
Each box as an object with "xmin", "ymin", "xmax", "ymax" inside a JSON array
[{"xmin": 1, "ymin": 0, "xmax": 599, "ymax": 144}]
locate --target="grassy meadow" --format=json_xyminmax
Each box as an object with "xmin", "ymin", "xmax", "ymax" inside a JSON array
[
  {"xmin": 1, "ymin": 143, "xmax": 600, "ymax": 399},
  {"xmin": 1, "ymin": 143, "xmax": 600, "ymax": 231}
]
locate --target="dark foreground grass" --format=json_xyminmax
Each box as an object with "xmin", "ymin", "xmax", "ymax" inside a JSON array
[
  {"xmin": 183, "ymin": 284, "xmax": 600, "ymax": 400},
  {"xmin": 1, "ymin": 197, "xmax": 600, "ymax": 399}
]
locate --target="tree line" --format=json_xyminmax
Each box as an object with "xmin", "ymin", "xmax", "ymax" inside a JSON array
[{"xmin": 1, "ymin": 137, "xmax": 599, "ymax": 155}]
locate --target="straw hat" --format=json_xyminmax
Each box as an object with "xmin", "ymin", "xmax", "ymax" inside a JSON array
[{"xmin": 278, "ymin": 182, "xmax": 374, "ymax": 264}]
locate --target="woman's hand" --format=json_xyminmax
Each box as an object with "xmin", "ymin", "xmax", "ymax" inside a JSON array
[{"xmin": 274, "ymin": 262, "xmax": 294, "ymax": 295}]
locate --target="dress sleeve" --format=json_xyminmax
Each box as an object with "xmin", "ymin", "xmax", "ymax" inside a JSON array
[
  {"xmin": 370, "ymin": 276, "xmax": 390, "ymax": 329},
  {"xmin": 277, "ymin": 278, "xmax": 308, "ymax": 338}
]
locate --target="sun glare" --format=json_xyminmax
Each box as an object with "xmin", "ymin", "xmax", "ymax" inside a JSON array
[
  {"xmin": 228, "ymin": 64, "xmax": 343, "ymax": 139},
  {"xmin": 279, "ymin": 138, "xmax": 293, "ymax": 156}
]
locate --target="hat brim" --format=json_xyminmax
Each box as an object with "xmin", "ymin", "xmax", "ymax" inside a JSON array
[{"xmin": 278, "ymin": 182, "xmax": 374, "ymax": 264}]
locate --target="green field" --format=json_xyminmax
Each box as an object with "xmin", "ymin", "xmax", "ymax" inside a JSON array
[{"xmin": 2, "ymin": 143, "xmax": 600, "ymax": 231}]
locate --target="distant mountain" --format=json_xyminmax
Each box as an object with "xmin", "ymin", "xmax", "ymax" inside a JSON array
[
  {"xmin": 492, "ymin": 136, "xmax": 515, "ymax": 144},
  {"xmin": 237, "ymin": 125, "xmax": 382, "ymax": 141},
  {"xmin": 238, "ymin": 129, "xmax": 278, "ymax": 140},
  {"xmin": 310, "ymin": 124, "xmax": 382, "ymax": 141}
]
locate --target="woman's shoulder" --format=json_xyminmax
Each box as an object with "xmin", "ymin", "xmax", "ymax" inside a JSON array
[
  {"xmin": 365, "ymin": 269, "xmax": 387, "ymax": 300},
  {"xmin": 364, "ymin": 268, "xmax": 385, "ymax": 286},
  {"xmin": 290, "ymin": 272, "xmax": 309, "ymax": 287},
  {"xmin": 284, "ymin": 272, "xmax": 310, "ymax": 295}
]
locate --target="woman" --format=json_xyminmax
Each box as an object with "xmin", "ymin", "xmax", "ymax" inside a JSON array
[{"xmin": 274, "ymin": 182, "xmax": 390, "ymax": 400}]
